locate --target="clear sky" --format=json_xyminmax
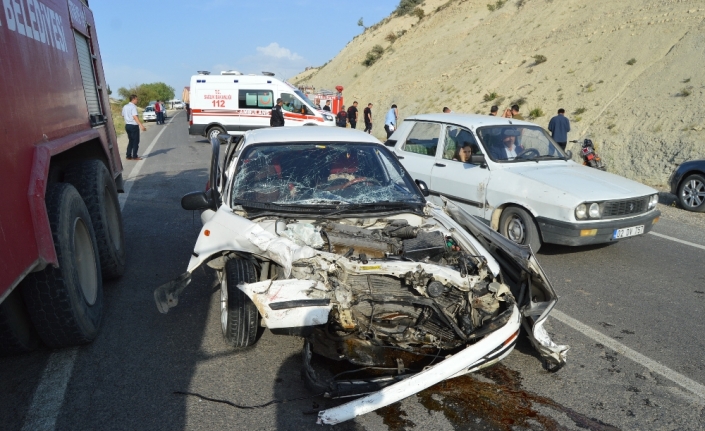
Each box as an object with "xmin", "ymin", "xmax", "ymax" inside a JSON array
[{"xmin": 91, "ymin": 0, "xmax": 398, "ymax": 98}]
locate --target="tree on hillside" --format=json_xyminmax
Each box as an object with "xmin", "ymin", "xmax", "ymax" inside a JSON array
[{"xmin": 118, "ymin": 82, "xmax": 175, "ymax": 107}]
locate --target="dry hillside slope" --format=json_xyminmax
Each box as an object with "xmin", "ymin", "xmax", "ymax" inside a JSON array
[{"xmin": 292, "ymin": 0, "xmax": 705, "ymax": 185}]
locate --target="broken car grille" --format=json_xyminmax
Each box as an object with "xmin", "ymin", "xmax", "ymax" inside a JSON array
[{"xmin": 602, "ymin": 197, "xmax": 649, "ymax": 218}]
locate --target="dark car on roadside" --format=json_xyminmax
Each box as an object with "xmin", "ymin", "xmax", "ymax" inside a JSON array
[{"xmin": 669, "ymin": 159, "xmax": 705, "ymax": 212}]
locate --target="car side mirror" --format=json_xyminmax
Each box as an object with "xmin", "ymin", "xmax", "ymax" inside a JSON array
[
  {"xmin": 470, "ymin": 154, "xmax": 487, "ymax": 167},
  {"xmin": 565, "ymin": 150, "xmax": 573, "ymax": 159},
  {"xmin": 415, "ymin": 179, "xmax": 430, "ymax": 197},
  {"xmin": 181, "ymin": 191, "xmax": 213, "ymax": 211}
]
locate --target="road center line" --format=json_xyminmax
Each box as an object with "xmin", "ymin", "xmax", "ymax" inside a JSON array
[
  {"xmin": 21, "ymin": 113, "xmax": 176, "ymax": 431},
  {"xmin": 649, "ymin": 231, "xmax": 705, "ymax": 251},
  {"xmin": 551, "ymin": 309, "xmax": 705, "ymax": 402}
]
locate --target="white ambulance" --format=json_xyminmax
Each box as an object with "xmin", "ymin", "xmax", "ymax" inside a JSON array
[{"xmin": 188, "ymin": 71, "xmax": 336, "ymax": 140}]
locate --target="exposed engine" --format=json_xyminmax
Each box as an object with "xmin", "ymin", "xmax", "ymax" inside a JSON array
[{"xmin": 279, "ymin": 218, "xmax": 515, "ymax": 367}]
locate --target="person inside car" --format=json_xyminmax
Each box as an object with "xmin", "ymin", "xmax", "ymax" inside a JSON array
[
  {"xmin": 453, "ymin": 144, "xmax": 473, "ymax": 162},
  {"xmin": 489, "ymin": 129, "xmax": 524, "ymax": 160}
]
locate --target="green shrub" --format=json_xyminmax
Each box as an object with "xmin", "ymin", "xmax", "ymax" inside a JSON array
[
  {"xmin": 412, "ymin": 7, "xmax": 425, "ymax": 20},
  {"xmin": 574, "ymin": 107, "xmax": 587, "ymax": 115},
  {"xmin": 395, "ymin": 0, "xmax": 424, "ymax": 16},
  {"xmin": 385, "ymin": 32, "xmax": 398, "ymax": 43},
  {"xmin": 626, "ymin": 58, "xmax": 636, "ymax": 65},
  {"xmin": 532, "ymin": 54, "xmax": 547, "ymax": 65},
  {"xmin": 529, "ymin": 107, "xmax": 544, "ymax": 119},
  {"xmin": 677, "ymin": 87, "xmax": 692, "ymax": 97},
  {"xmin": 483, "ymin": 91, "xmax": 500, "ymax": 102},
  {"xmin": 682, "ymin": 78, "xmax": 691, "ymax": 83},
  {"xmin": 487, "ymin": 0, "xmax": 506, "ymax": 11},
  {"xmin": 362, "ymin": 45, "xmax": 385, "ymax": 67}
]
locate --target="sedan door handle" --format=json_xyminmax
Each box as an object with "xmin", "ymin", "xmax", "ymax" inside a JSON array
[{"xmin": 434, "ymin": 163, "xmax": 446, "ymax": 167}]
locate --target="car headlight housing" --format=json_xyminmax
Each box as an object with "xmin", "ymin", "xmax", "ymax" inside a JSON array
[
  {"xmin": 323, "ymin": 114, "xmax": 334, "ymax": 121},
  {"xmin": 589, "ymin": 202, "xmax": 601, "ymax": 218},
  {"xmin": 648, "ymin": 194, "xmax": 659, "ymax": 209},
  {"xmin": 575, "ymin": 204, "xmax": 587, "ymax": 220}
]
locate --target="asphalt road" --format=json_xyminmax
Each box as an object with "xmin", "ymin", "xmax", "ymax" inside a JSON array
[{"xmin": 2, "ymin": 110, "xmax": 704, "ymax": 431}]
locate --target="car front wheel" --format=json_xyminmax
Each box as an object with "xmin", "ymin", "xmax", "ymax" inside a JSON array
[
  {"xmin": 499, "ymin": 206, "xmax": 542, "ymax": 252},
  {"xmin": 207, "ymin": 126, "xmax": 226, "ymax": 143},
  {"xmin": 221, "ymin": 258, "xmax": 260, "ymax": 348},
  {"xmin": 678, "ymin": 173, "xmax": 705, "ymax": 212}
]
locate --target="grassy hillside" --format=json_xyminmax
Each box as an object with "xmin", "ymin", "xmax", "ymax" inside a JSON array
[{"xmin": 292, "ymin": 0, "xmax": 705, "ymax": 185}]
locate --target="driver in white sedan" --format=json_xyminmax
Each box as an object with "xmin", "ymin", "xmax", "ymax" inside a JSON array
[{"xmin": 489, "ymin": 129, "xmax": 525, "ymax": 160}]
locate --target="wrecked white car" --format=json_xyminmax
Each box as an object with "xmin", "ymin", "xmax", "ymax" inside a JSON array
[{"xmin": 154, "ymin": 127, "xmax": 568, "ymax": 425}]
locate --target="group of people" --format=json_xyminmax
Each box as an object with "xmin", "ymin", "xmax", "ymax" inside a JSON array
[
  {"xmin": 335, "ymin": 101, "xmax": 375, "ymax": 134},
  {"xmin": 153, "ymin": 100, "xmax": 167, "ymax": 125}
]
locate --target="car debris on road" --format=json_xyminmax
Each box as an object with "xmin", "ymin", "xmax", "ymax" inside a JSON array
[{"xmin": 154, "ymin": 127, "xmax": 568, "ymax": 424}]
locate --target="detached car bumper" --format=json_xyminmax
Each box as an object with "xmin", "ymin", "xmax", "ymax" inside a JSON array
[{"xmin": 537, "ymin": 210, "xmax": 661, "ymax": 246}]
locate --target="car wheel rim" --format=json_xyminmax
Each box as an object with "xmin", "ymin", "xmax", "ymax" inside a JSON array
[
  {"xmin": 73, "ymin": 218, "xmax": 98, "ymax": 305},
  {"xmin": 209, "ymin": 129, "xmax": 221, "ymax": 141},
  {"xmin": 683, "ymin": 179, "xmax": 705, "ymax": 208},
  {"xmin": 220, "ymin": 278, "xmax": 228, "ymax": 334},
  {"xmin": 507, "ymin": 215, "xmax": 526, "ymax": 244}
]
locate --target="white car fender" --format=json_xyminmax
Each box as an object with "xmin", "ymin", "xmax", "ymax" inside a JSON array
[{"xmin": 187, "ymin": 206, "xmax": 315, "ymax": 276}]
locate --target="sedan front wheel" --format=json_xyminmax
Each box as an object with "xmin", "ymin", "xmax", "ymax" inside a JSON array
[{"xmin": 499, "ymin": 206, "xmax": 542, "ymax": 253}]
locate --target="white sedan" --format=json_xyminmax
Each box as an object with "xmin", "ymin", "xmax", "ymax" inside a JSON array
[
  {"xmin": 387, "ymin": 114, "xmax": 661, "ymax": 252},
  {"xmin": 154, "ymin": 127, "xmax": 567, "ymax": 424},
  {"xmin": 142, "ymin": 106, "xmax": 156, "ymax": 122}
]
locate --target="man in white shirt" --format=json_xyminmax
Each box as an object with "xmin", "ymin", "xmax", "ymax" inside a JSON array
[
  {"xmin": 489, "ymin": 129, "xmax": 523, "ymax": 161},
  {"xmin": 121, "ymin": 95, "xmax": 147, "ymax": 160}
]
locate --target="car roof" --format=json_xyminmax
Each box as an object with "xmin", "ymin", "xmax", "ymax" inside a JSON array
[
  {"xmin": 406, "ymin": 113, "xmax": 538, "ymax": 128},
  {"xmin": 243, "ymin": 126, "xmax": 383, "ymax": 146}
]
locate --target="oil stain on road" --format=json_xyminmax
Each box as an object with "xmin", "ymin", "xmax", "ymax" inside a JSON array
[{"xmin": 379, "ymin": 365, "xmax": 620, "ymax": 431}]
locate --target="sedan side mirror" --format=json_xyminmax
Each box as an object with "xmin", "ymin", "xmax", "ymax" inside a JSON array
[
  {"xmin": 470, "ymin": 154, "xmax": 487, "ymax": 167},
  {"xmin": 415, "ymin": 179, "xmax": 430, "ymax": 197},
  {"xmin": 181, "ymin": 191, "xmax": 213, "ymax": 211}
]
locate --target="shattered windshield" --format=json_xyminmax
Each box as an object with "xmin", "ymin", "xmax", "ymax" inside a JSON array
[
  {"xmin": 230, "ymin": 143, "xmax": 425, "ymax": 207},
  {"xmin": 476, "ymin": 125, "xmax": 566, "ymax": 162}
]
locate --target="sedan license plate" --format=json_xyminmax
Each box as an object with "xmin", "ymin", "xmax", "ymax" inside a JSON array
[{"xmin": 613, "ymin": 225, "xmax": 644, "ymax": 239}]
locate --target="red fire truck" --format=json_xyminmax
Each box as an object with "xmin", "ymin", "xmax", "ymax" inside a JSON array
[{"xmin": 0, "ymin": 0, "xmax": 125, "ymax": 353}]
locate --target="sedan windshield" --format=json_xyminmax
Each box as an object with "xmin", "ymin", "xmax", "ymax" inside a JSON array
[
  {"xmin": 477, "ymin": 125, "xmax": 565, "ymax": 162},
  {"xmin": 230, "ymin": 143, "xmax": 425, "ymax": 207}
]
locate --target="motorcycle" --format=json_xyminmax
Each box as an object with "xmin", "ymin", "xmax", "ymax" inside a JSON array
[{"xmin": 570, "ymin": 138, "xmax": 606, "ymax": 170}]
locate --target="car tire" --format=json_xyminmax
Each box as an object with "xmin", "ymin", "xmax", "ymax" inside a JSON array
[
  {"xmin": 677, "ymin": 173, "xmax": 705, "ymax": 212},
  {"xmin": 499, "ymin": 206, "xmax": 542, "ymax": 253},
  {"xmin": 21, "ymin": 183, "xmax": 103, "ymax": 348},
  {"xmin": 207, "ymin": 126, "xmax": 226, "ymax": 143},
  {"xmin": 65, "ymin": 160, "xmax": 126, "ymax": 279},
  {"xmin": 0, "ymin": 289, "xmax": 39, "ymax": 354},
  {"xmin": 221, "ymin": 258, "xmax": 260, "ymax": 348}
]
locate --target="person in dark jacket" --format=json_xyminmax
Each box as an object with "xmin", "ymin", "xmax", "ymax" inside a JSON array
[
  {"xmin": 347, "ymin": 102, "xmax": 359, "ymax": 129},
  {"xmin": 336, "ymin": 105, "xmax": 348, "ymax": 128},
  {"xmin": 547, "ymin": 108, "xmax": 571, "ymax": 151},
  {"xmin": 270, "ymin": 98, "xmax": 285, "ymax": 127}
]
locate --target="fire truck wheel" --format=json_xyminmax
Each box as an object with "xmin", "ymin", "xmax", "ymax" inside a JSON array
[
  {"xmin": 221, "ymin": 258, "xmax": 260, "ymax": 348},
  {"xmin": 207, "ymin": 126, "xmax": 226, "ymax": 143},
  {"xmin": 65, "ymin": 160, "xmax": 126, "ymax": 279},
  {"xmin": 0, "ymin": 289, "xmax": 39, "ymax": 354},
  {"xmin": 21, "ymin": 183, "xmax": 103, "ymax": 348}
]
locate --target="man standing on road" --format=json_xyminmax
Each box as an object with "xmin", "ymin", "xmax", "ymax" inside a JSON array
[
  {"xmin": 363, "ymin": 103, "xmax": 373, "ymax": 134},
  {"xmin": 384, "ymin": 104, "xmax": 398, "ymax": 138},
  {"xmin": 322, "ymin": 100, "xmax": 332, "ymax": 112},
  {"xmin": 489, "ymin": 105, "xmax": 498, "ymax": 116},
  {"xmin": 154, "ymin": 100, "xmax": 162, "ymax": 124},
  {"xmin": 122, "ymin": 95, "xmax": 146, "ymax": 160},
  {"xmin": 548, "ymin": 108, "xmax": 571, "ymax": 151},
  {"xmin": 347, "ymin": 102, "xmax": 359, "ymax": 129},
  {"xmin": 270, "ymin": 98, "xmax": 285, "ymax": 127},
  {"xmin": 503, "ymin": 104, "xmax": 524, "ymax": 120},
  {"xmin": 336, "ymin": 105, "xmax": 348, "ymax": 128}
]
